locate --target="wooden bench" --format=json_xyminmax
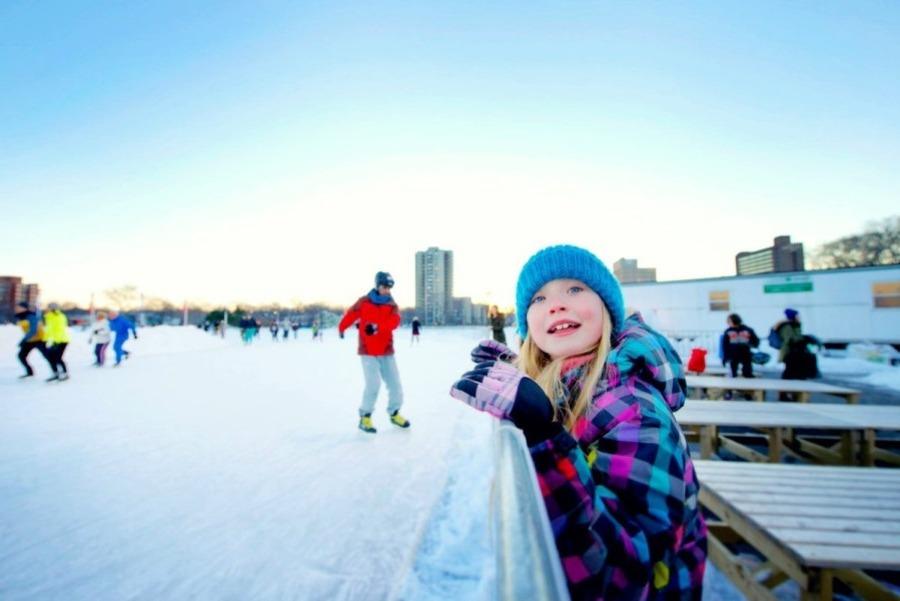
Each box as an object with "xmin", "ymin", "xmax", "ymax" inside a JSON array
[
  {"xmin": 686, "ymin": 375, "xmax": 861, "ymax": 404},
  {"xmin": 695, "ymin": 460, "xmax": 900, "ymax": 600},
  {"xmin": 678, "ymin": 400, "xmax": 900, "ymax": 466}
]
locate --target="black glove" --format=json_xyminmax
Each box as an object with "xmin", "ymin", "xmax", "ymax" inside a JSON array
[
  {"xmin": 509, "ymin": 376, "xmax": 563, "ymax": 446},
  {"xmin": 470, "ymin": 339, "xmax": 518, "ymax": 364},
  {"xmin": 339, "ymin": 330, "xmax": 345, "ymax": 339},
  {"xmin": 364, "ymin": 323, "xmax": 378, "ymax": 336}
]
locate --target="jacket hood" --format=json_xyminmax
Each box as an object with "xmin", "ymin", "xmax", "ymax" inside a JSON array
[
  {"xmin": 604, "ymin": 313, "xmax": 687, "ymax": 412},
  {"xmin": 366, "ymin": 289, "xmax": 395, "ymax": 305}
]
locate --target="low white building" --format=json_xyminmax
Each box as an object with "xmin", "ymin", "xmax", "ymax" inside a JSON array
[{"xmin": 621, "ymin": 265, "xmax": 900, "ymax": 346}]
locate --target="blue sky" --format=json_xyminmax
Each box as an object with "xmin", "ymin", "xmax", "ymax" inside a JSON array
[{"xmin": 2, "ymin": 1, "xmax": 898, "ymax": 308}]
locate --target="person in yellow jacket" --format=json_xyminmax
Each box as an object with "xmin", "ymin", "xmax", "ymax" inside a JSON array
[
  {"xmin": 14, "ymin": 302, "xmax": 52, "ymax": 379},
  {"xmin": 43, "ymin": 302, "xmax": 71, "ymax": 381}
]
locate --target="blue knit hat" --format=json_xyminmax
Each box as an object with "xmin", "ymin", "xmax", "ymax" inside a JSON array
[
  {"xmin": 784, "ymin": 308, "xmax": 798, "ymax": 320},
  {"xmin": 515, "ymin": 245, "xmax": 625, "ymax": 339}
]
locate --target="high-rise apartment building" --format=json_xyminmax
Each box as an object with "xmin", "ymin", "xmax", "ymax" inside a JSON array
[
  {"xmin": 613, "ymin": 258, "xmax": 657, "ymax": 283},
  {"xmin": 20, "ymin": 283, "xmax": 40, "ymax": 307},
  {"xmin": 736, "ymin": 236, "xmax": 805, "ymax": 275},
  {"xmin": 415, "ymin": 247, "xmax": 454, "ymax": 325},
  {"xmin": 0, "ymin": 276, "xmax": 40, "ymax": 320}
]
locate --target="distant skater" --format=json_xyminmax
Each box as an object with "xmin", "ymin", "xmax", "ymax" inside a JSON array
[
  {"xmin": 488, "ymin": 305, "xmax": 507, "ymax": 344},
  {"xmin": 14, "ymin": 302, "xmax": 53, "ymax": 379},
  {"xmin": 239, "ymin": 315, "xmax": 254, "ymax": 344},
  {"xmin": 43, "ymin": 303, "xmax": 71, "ymax": 381},
  {"xmin": 108, "ymin": 311, "xmax": 137, "ymax": 366},
  {"xmin": 90, "ymin": 311, "xmax": 112, "ymax": 366},
  {"xmin": 411, "ymin": 316, "xmax": 421, "ymax": 344}
]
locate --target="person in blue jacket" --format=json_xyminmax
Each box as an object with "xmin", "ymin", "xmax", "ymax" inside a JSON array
[
  {"xmin": 108, "ymin": 310, "xmax": 137, "ymax": 366},
  {"xmin": 14, "ymin": 302, "xmax": 53, "ymax": 379}
]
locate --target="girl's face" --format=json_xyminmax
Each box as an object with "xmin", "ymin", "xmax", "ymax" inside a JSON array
[{"xmin": 526, "ymin": 278, "xmax": 605, "ymax": 360}]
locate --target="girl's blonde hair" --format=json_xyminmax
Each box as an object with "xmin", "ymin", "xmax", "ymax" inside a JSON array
[{"xmin": 514, "ymin": 303, "xmax": 613, "ymax": 431}]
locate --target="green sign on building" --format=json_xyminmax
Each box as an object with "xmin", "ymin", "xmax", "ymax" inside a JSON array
[{"xmin": 764, "ymin": 282, "xmax": 813, "ymax": 294}]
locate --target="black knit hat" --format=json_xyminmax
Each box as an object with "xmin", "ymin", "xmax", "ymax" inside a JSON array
[{"xmin": 375, "ymin": 271, "xmax": 394, "ymax": 288}]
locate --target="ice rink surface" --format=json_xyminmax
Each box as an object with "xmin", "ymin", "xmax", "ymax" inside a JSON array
[{"xmin": 1, "ymin": 325, "xmax": 494, "ymax": 600}]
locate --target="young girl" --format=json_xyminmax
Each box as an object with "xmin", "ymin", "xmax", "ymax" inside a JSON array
[
  {"xmin": 451, "ymin": 245, "xmax": 707, "ymax": 600},
  {"xmin": 89, "ymin": 311, "xmax": 112, "ymax": 366}
]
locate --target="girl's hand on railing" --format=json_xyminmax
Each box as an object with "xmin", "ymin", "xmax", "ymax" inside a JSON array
[{"xmin": 451, "ymin": 360, "xmax": 561, "ymax": 445}]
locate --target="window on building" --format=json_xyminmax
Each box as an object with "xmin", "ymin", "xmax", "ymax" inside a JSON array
[
  {"xmin": 873, "ymin": 282, "xmax": 900, "ymax": 308},
  {"xmin": 709, "ymin": 290, "xmax": 730, "ymax": 311}
]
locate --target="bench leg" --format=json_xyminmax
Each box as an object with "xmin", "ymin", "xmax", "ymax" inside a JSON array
[
  {"xmin": 861, "ymin": 430, "xmax": 875, "ymax": 467},
  {"xmin": 707, "ymin": 530, "xmax": 780, "ymax": 601},
  {"xmin": 801, "ymin": 569, "xmax": 833, "ymax": 601},
  {"xmin": 700, "ymin": 425, "xmax": 718, "ymax": 459},
  {"xmin": 841, "ymin": 432, "xmax": 856, "ymax": 465},
  {"xmin": 768, "ymin": 429, "xmax": 783, "ymax": 463}
]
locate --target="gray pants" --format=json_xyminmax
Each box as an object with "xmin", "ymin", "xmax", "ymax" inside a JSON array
[{"xmin": 359, "ymin": 355, "xmax": 404, "ymax": 416}]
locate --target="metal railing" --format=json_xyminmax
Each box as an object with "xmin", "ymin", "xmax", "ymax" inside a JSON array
[
  {"xmin": 491, "ymin": 421, "xmax": 571, "ymax": 601},
  {"xmin": 660, "ymin": 330, "xmax": 722, "ymax": 363}
]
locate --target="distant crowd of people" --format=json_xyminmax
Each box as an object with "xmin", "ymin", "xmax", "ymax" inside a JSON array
[{"xmin": 198, "ymin": 316, "xmax": 334, "ymax": 344}]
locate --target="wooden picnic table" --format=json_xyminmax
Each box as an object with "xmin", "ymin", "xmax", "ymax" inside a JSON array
[
  {"xmin": 678, "ymin": 400, "xmax": 900, "ymax": 466},
  {"xmin": 686, "ymin": 375, "xmax": 861, "ymax": 404},
  {"xmin": 695, "ymin": 460, "xmax": 900, "ymax": 600}
]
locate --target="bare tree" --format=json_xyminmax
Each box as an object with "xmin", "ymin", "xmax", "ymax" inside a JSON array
[
  {"xmin": 812, "ymin": 216, "xmax": 900, "ymax": 269},
  {"xmin": 144, "ymin": 297, "xmax": 177, "ymax": 311},
  {"xmin": 104, "ymin": 285, "xmax": 140, "ymax": 310}
]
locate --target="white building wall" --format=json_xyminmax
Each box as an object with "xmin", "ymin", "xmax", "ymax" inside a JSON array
[{"xmin": 622, "ymin": 265, "xmax": 900, "ymax": 344}]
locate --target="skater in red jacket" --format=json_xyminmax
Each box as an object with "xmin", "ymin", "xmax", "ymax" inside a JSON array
[{"xmin": 338, "ymin": 271, "xmax": 411, "ymax": 433}]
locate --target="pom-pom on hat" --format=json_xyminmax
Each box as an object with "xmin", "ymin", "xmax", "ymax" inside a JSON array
[
  {"xmin": 784, "ymin": 308, "xmax": 798, "ymax": 320},
  {"xmin": 515, "ymin": 245, "xmax": 625, "ymax": 340}
]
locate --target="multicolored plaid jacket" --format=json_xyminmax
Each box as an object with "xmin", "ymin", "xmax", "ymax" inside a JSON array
[{"xmin": 530, "ymin": 314, "xmax": 707, "ymax": 600}]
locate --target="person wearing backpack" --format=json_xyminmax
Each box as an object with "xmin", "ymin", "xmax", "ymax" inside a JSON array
[
  {"xmin": 773, "ymin": 309, "xmax": 802, "ymax": 367},
  {"xmin": 771, "ymin": 308, "xmax": 817, "ymax": 399}
]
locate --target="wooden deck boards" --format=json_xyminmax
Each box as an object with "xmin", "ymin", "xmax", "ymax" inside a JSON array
[{"xmin": 695, "ymin": 460, "xmax": 900, "ymax": 572}]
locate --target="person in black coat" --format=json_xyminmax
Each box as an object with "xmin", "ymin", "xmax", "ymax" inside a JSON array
[
  {"xmin": 488, "ymin": 305, "xmax": 506, "ymax": 345},
  {"xmin": 722, "ymin": 313, "xmax": 759, "ymax": 378},
  {"xmin": 411, "ymin": 316, "xmax": 421, "ymax": 344}
]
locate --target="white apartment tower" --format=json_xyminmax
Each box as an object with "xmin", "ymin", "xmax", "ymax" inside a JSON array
[{"xmin": 415, "ymin": 247, "xmax": 454, "ymax": 325}]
